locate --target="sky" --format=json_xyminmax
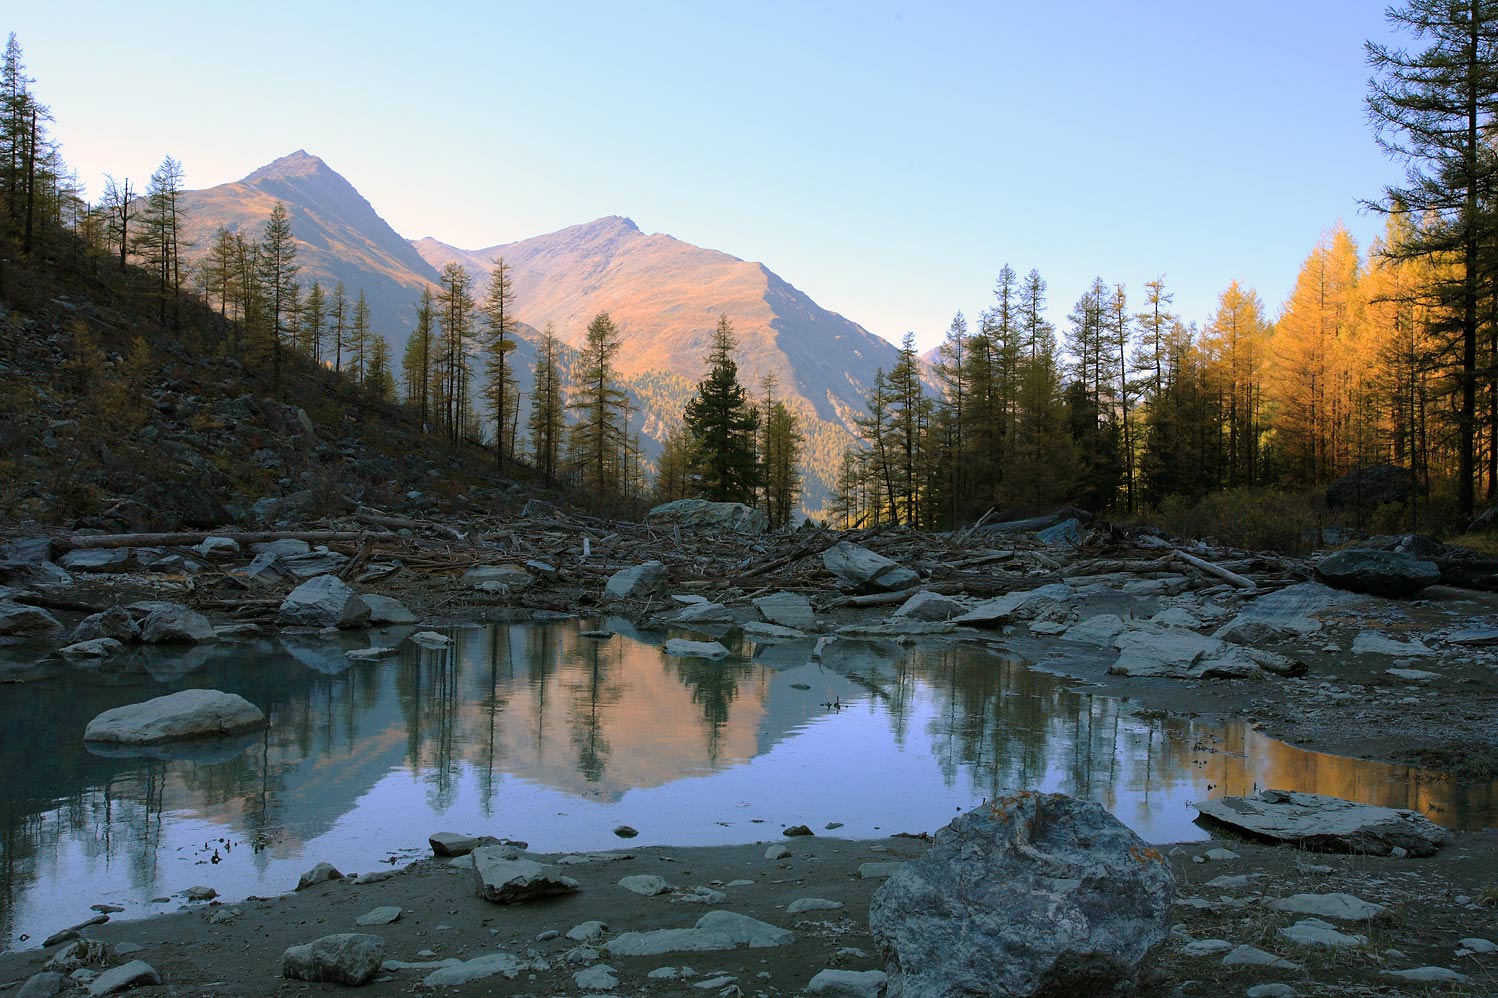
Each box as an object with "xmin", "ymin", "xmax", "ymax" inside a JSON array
[{"xmin": 8, "ymin": 1, "xmax": 1407, "ymax": 350}]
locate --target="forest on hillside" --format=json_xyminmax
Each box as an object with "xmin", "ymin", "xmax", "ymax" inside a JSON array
[{"xmin": 5, "ymin": 2, "xmax": 1498, "ymax": 547}]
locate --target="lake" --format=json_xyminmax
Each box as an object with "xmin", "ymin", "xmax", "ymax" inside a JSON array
[{"xmin": 0, "ymin": 618, "xmax": 1490, "ymax": 947}]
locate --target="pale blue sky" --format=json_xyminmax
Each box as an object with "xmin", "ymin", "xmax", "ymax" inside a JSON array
[{"xmin": 10, "ymin": 1, "xmax": 1401, "ymax": 349}]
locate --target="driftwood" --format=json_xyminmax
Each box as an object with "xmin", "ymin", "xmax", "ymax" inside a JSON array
[
  {"xmin": 354, "ymin": 510, "xmax": 467, "ymax": 542},
  {"xmin": 1169, "ymin": 549, "xmax": 1258, "ymax": 590},
  {"xmin": 55, "ymin": 530, "xmax": 398, "ymax": 551}
]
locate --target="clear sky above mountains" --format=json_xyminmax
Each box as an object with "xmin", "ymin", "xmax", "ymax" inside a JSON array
[{"xmin": 11, "ymin": 1, "xmax": 1401, "ymax": 349}]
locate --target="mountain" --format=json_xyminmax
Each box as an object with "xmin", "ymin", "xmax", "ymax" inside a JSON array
[
  {"xmin": 182, "ymin": 151, "xmax": 901, "ymax": 509},
  {"xmin": 416, "ymin": 217, "xmax": 902, "ymax": 506},
  {"xmin": 179, "ymin": 151, "xmax": 440, "ymax": 342}
]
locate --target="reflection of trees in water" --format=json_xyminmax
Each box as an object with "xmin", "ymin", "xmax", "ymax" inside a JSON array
[
  {"xmin": 668, "ymin": 654, "xmax": 757, "ymax": 765},
  {"xmin": 561, "ymin": 636, "xmax": 627, "ymax": 784}
]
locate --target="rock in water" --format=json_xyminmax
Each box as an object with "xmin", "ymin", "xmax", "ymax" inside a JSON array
[
  {"xmin": 822, "ymin": 542, "xmax": 919, "ymax": 593},
  {"xmin": 70, "ymin": 606, "xmax": 140, "ymax": 644},
  {"xmin": 1191, "ymin": 789, "xmax": 1450, "ymax": 856},
  {"xmin": 648, "ymin": 498, "xmax": 769, "ymax": 535},
  {"xmin": 279, "ymin": 575, "xmax": 372, "ymax": 628},
  {"xmin": 139, "ymin": 604, "xmax": 216, "ymax": 644},
  {"xmin": 429, "ymin": 831, "xmax": 500, "ymax": 857},
  {"xmin": 752, "ymin": 591, "xmax": 816, "ymax": 629},
  {"xmin": 0, "ymin": 601, "xmax": 64, "ymax": 635},
  {"xmin": 362, "ymin": 594, "xmax": 416, "ymax": 625},
  {"xmin": 604, "ymin": 560, "xmax": 670, "ymax": 599},
  {"xmin": 868, "ymin": 792, "xmax": 1173, "ymax": 997},
  {"xmin": 472, "ymin": 845, "xmax": 579, "ymax": 903},
  {"xmin": 84, "ymin": 689, "xmax": 267, "ymax": 745},
  {"xmin": 1314, "ymin": 549, "xmax": 1440, "ymax": 597},
  {"xmin": 281, "ymin": 933, "xmax": 385, "ymax": 986}
]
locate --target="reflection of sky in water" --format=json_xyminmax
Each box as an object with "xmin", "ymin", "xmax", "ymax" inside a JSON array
[{"xmin": 0, "ymin": 619, "xmax": 1490, "ymax": 946}]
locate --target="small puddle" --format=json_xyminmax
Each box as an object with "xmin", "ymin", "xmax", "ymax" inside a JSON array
[{"xmin": 0, "ymin": 619, "xmax": 1491, "ymax": 946}]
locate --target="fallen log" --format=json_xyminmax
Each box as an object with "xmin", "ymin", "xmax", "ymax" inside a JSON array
[
  {"xmin": 54, "ymin": 530, "xmax": 399, "ymax": 552},
  {"xmin": 1170, "ymin": 549, "xmax": 1258, "ymax": 590},
  {"xmin": 354, "ymin": 510, "xmax": 467, "ymax": 542}
]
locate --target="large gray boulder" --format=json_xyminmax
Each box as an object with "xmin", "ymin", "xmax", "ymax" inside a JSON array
[
  {"xmin": 278, "ymin": 575, "xmax": 371, "ymax": 629},
  {"xmin": 1192, "ymin": 789, "xmax": 1450, "ymax": 856},
  {"xmin": 84, "ymin": 689, "xmax": 267, "ymax": 745},
  {"xmin": 0, "ymin": 600, "xmax": 63, "ymax": 636},
  {"xmin": 139, "ymin": 604, "xmax": 216, "ymax": 644},
  {"xmin": 362, "ymin": 594, "xmax": 416, "ymax": 625},
  {"xmin": 472, "ymin": 846, "xmax": 579, "ymax": 903},
  {"xmin": 0, "ymin": 538, "xmax": 72, "ymax": 587},
  {"xmin": 86, "ymin": 961, "xmax": 160, "ymax": 996},
  {"xmin": 605, "ymin": 560, "xmax": 670, "ymax": 599},
  {"xmin": 281, "ymin": 933, "xmax": 385, "ymax": 986},
  {"xmin": 648, "ymin": 498, "xmax": 768, "ymax": 535},
  {"xmin": 822, "ymin": 542, "xmax": 919, "ymax": 593},
  {"xmin": 1314, "ymin": 549, "xmax": 1440, "ymax": 598},
  {"xmin": 869, "ymin": 793, "xmax": 1173, "ymax": 997},
  {"xmin": 1213, "ymin": 582, "xmax": 1357, "ymax": 644},
  {"xmin": 951, "ymin": 584, "xmax": 1075, "ymax": 628},
  {"xmin": 70, "ymin": 606, "xmax": 140, "ymax": 644}
]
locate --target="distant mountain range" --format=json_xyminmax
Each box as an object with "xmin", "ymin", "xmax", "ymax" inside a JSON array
[{"xmin": 180, "ymin": 151, "xmax": 901, "ymax": 507}]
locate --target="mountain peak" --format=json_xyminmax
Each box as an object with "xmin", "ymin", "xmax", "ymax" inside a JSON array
[{"xmin": 243, "ymin": 150, "xmax": 335, "ymax": 184}]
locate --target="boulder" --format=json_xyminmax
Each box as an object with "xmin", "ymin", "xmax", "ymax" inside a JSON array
[
  {"xmin": 297, "ymin": 861, "xmax": 343, "ymax": 890},
  {"xmin": 240, "ymin": 551, "xmax": 288, "ymax": 586},
  {"xmin": 648, "ymin": 498, "xmax": 768, "ymax": 535},
  {"xmin": 806, "ymin": 969, "xmax": 889, "ymax": 997},
  {"xmin": 281, "ymin": 933, "xmax": 385, "ymax": 986},
  {"xmin": 753, "ymin": 591, "xmax": 816, "ymax": 630},
  {"xmin": 869, "ymin": 792, "xmax": 1173, "ymax": 998},
  {"xmin": 740, "ymin": 621, "xmax": 807, "ymax": 642},
  {"xmin": 605, "ymin": 561, "xmax": 670, "ymax": 599},
  {"xmin": 472, "ymin": 846, "xmax": 579, "ymax": 903},
  {"xmin": 1213, "ymin": 582, "xmax": 1357, "ymax": 644},
  {"xmin": 1351, "ymin": 632, "xmax": 1434, "ymax": 657},
  {"xmin": 139, "ymin": 604, "xmax": 216, "ymax": 644},
  {"xmin": 194, "ymin": 536, "xmax": 241, "ymax": 561},
  {"xmin": 1325, "ymin": 463, "xmax": 1416, "ymax": 511},
  {"xmin": 619, "ymin": 874, "xmax": 676, "ymax": 896},
  {"xmin": 59, "ymin": 638, "xmax": 125, "ymax": 660},
  {"xmin": 1192, "ymin": 789, "xmax": 1450, "ymax": 856},
  {"xmin": 429, "ymin": 832, "xmax": 501, "ymax": 857},
  {"xmin": 278, "ymin": 575, "xmax": 371, "ymax": 629},
  {"xmin": 1314, "ymin": 549, "xmax": 1440, "ymax": 598},
  {"xmin": 84, "ymin": 689, "xmax": 267, "ymax": 745},
  {"xmin": 952, "ymin": 584, "xmax": 1075, "ymax": 628},
  {"xmin": 17, "ymin": 972, "xmax": 67, "ymax": 998},
  {"xmin": 823, "ymin": 542, "xmax": 919, "ymax": 593},
  {"xmin": 666, "ymin": 601, "xmax": 734, "ymax": 624},
  {"xmin": 70, "ymin": 606, "xmax": 140, "ymax": 644},
  {"xmin": 1036, "ymin": 517, "xmax": 1083, "ymax": 546},
  {"xmin": 362, "ymin": 595, "xmax": 416, "ymax": 625},
  {"xmin": 0, "ymin": 601, "xmax": 63, "ymax": 636},
  {"xmin": 607, "ymin": 910, "xmax": 794, "ymax": 956},
  {"xmin": 280, "ymin": 550, "xmax": 350, "ymax": 578},
  {"xmin": 85, "ymin": 960, "xmax": 160, "ymax": 996},
  {"xmin": 1062, "ymin": 613, "xmax": 1127, "ymax": 646},
  {"xmin": 58, "ymin": 548, "xmax": 134, "ymax": 574},
  {"xmin": 891, "ymin": 591, "xmax": 968, "ymax": 621},
  {"xmin": 0, "ymin": 537, "xmax": 72, "ymax": 587}
]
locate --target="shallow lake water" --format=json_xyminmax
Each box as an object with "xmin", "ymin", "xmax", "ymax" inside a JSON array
[{"xmin": 1, "ymin": 618, "xmax": 1492, "ymax": 947}]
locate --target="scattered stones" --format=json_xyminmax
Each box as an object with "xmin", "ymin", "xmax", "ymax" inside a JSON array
[
  {"xmin": 663, "ymin": 639, "xmax": 729, "ymax": 659},
  {"xmin": 1386, "ymin": 667, "xmax": 1437, "ymax": 680},
  {"xmin": 473, "ymin": 846, "xmax": 579, "ymax": 903},
  {"xmin": 281, "ymin": 933, "xmax": 385, "ymax": 986},
  {"xmin": 278, "ymin": 575, "xmax": 371, "ymax": 629},
  {"xmin": 805, "ymin": 969, "xmax": 888, "ymax": 997},
  {"xmin": 85, "ymin": 960, "xmax": 160, "ymax": 996},
  {"xmin": 822, "ymin": 542, "xmax": 920, "ymax": 593},
  {"xmin": 869, "ymin": 793, "xmax": 1172, "ymax": 997},
  {"xmin": 194, "ymin": 536, "xmax": 241, "ymax": 560},
  {"xmin": 1315, "ymin": 548, "xmax": 1440, "ymax": 597},
  {"xmin": 619, "ymin": 874, "xmax": 676, "ymax": 896},
  {"xmin": 1458, "ymin": 937, "xmax": 1497, "ymax": 954},
  {"xmin": 83, "ymin": 690, "xmax": 266, "ymax": 745},
  {"xmin": 605, "ymin": 561, "xmax": 670, "ymax": 599},
  {"xmin": 297, "ymin": 861, "xmax": 344, "ymax": 890},
  {"xmin": 1192, "ymin": 789, "xmax": 1451, "ymax": 856},
  {"xmin": 752, "ymin": 592, "xmax": 815, "ymax": 630},
  {"xmin": 607, "ymin": 910, "xmax": 795, "ymax": 956},
  {"xmin": 1352, "ymin": 631, "xmax": 1434, "ymax": 656},
  {"xmin": 355, "ymin": 906, "xmax": 400, "ymax": 926},
  {"xmin": 464, "ymin": 564, "xmax": 532, "ymax": 588},
  {"xmin": 138, "ymin": 604, "xmax": 216, "ymax": 644}
]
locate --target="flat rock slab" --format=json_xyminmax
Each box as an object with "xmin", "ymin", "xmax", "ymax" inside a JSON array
[
  {"xmin": 1192, "ymin": 789, "xmax": 1450, "ymax": 856},
  {"xmin": 952, "ymin": 584, "xmax": 1074, "ymax": 627},
  {"xmin": 281, "ymin": 933, "xmax": 384, "ymax": 986},
  {"xmin": 806, "ymin": 969, "xmax": 889, "ymax": 997},
  {"xmin": 662, "ymin": 639, "xmax": 729, "ymax": 659},
  {"xmin": 356, "ymin": 906, "xmax": 401, "ymax": 926},
  {"xmin": 429, "ymin": 831, "xmax": 500, "ymax": 857},
  {"xmin": 608, "ymin": 910, "xmax": 795, "ymax": 956},
  {"xmin": 473, "ymin": 847, "xmax": 579, "ymax": 904},
  {"xmin": 83, "ymin": 689, "xmax": 266, "ymax": 745},
  {"xmin": 1268, "ymin": 892, "xmax": 1386, "ymax": 921},
  {"xmin": 1277, "ymin": 918, "xmax": 1365, "ymax": 948},
  {"xmin": 421, "ymin": 952, "xmax": 529, "ymax": 987},
  {"xmin": 86, "ymin": 961, "xmax": 160, "ymax": 996},
  {"xmin": 605, "ymin": 561, "xmax": 669, "ymax": 599},
  {"xmin": 822, "ymin": 542, "xmax": 919, "ymax": 593},
  {"xmin": 752, "ymin": 592, "xmax": 815, "ymax": 629},
  {"xmin": 619, "ymin": 874, "xmax": 677, "ymax": 896}
]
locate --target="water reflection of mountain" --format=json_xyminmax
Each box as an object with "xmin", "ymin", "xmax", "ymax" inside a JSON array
[{"xmin": 1, "ymin": 620, "xmax": 1493, "ymax": 945}]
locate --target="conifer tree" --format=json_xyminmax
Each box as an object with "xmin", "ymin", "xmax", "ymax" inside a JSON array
[
  {"xmin": 682, "ymin": 314, "xmax": 761, "ymax": 503},
  {"xmin": 528, "ymin": 321, "xmax": 566, "ymax": 482},
  {"xmin": 348, "ymin": 290, "xmax": 371, "ymax": 384},
  {"xmin": 367, "ymin": 334, "xmax": 396, "ymax": 402},
  {"xmin": 480, "ymin": 257, "xmax": 520, "ymax": 465},
  {"xmin": 436, "ymin": 262, "xmax": 475, "ymax": 444},
  {"xmin": 256, "ymin": 200, "xmax": 299, "ymax": 388},
  {"xmin": 568, "ymin": 311, "xmax": 628, "ymax": 499},
  {"xmin": 330, "ymin": 281, "xmax": 348, "ymax": 374},
  {"xmin": 300, "ymin": 280, "xmax": 326, "ymax": 361},
  {"xmin": 403, "ymin": 286, "xmax": 436, "ymax": 427}
]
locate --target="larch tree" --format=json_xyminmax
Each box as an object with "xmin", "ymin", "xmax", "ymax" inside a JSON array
[
  {"xmin": 480, "ymin": 257, "xmax": 520, "ymax": 465},
  {"xmin": 436, "ymin": 262, "xmax": 475, "ymax": 444},
  {"xmin": 403, "ymin": 285, "xmax": 436, "ymax": 428},
  {"xmin": 527, "ymin": 321, "xmax": 566, "ymax": 482},
  {"xmin": 100, "ymin": 175, "xmax": 134, "ymax": 271},
  {"xmin": 348, "ymin": 290, "xmax": 371, "ymax": 384},
  {"xmin": 255, "ymin": 200, "xmax": 299, "ymax": 388},
  {"xmin": 300, "ymin": 280, "xmax": 326, "ymax": 361},
  {"xmin": 568, "ymin": 311, "xmax": 628, "ymax": 499}
]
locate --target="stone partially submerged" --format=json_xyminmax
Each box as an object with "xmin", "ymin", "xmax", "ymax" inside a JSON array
[
  {"xmin": 278, "ymin": 575, "xmax": 372, "ymax": 629},
  {"xmin": 869, "ymin": 792, "xmax": 1173, "ymax": 997},
  {"xmin": 1192, "ymin": 789, "xmax": 1451, "ymax": 856},
  {"xmin": 84, "ymin": 689, "xmax": 267, "ymax": 745}
]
